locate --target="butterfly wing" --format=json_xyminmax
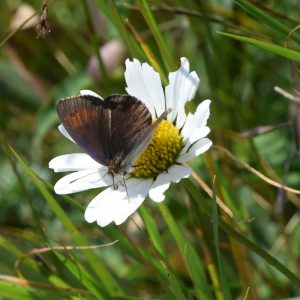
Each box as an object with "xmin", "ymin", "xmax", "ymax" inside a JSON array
[
  {"xmin": 56, "ymin": 95, "xmax": 112, "ymax": 166},
  {"xmin": 123, "ymin": 108, "xmax": 171, "ymax": 168},
  {"xmin": 107, "ymin": 94, "xmax": 152, "ymax": 160},
  {"xmin": 57, "ymin": 94, "xmax": 169, "ymax": 171},
  {"xmin": 107, "ymin": 95, "xmax": 170, "ymax": 169}
]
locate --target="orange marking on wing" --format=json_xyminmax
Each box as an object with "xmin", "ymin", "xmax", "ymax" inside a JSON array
[
  {"xmin": 82, "ymin": 109, "xmax": 88, "ymax": 123},
  {"xmin": 67, "ymin": 114, "xmax": 80, "ymax": 129},
  {"xmin": 90, "ymin": 109, "xmax": 96, "ymax": 122},
  {"xmin": 76, "ymin": 111, "xmax": 83, "ymax": 127}
]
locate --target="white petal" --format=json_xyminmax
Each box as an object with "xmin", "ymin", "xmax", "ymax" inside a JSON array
[
  {"xmin": 58, "ymin": 124, "xmax": 75, "ymax": 143},
  {"xmin": 181, "ymin": 127, "xmax": 210, "ymax": 153},
  {"xmin": 54, "ymin": 169, "xmax": 111, "ymax": 194},
  {"xmin": 149, "ymin": 165, "xmax": 192, "ymax": 202},
  {"xmin": 180, "ymin": 100, "xmax": 211, "ymax": 153},
  {"xmin": 85, "ymin": 178, "xmax": 152, "ymax": 226},
  {"xmin": 49, "ymin": 154, "xmax": 103, "ymax": 172},
  {"xmin": 181, "ymin": 100, "xmax": 211, "ymax": 140},
  {"xmin": 165, "ymin": 57, "xmax": 200, "ymax": 128},
  {"xmin": 113, "ymin": 178, "xmax": 152, "ymax": 225},
  {"xmin": 168, "ymin": 164, "xmax": 192, "ymax": 182},
  {"xmin": 85, "ymin": 187, "xmax": 122, "ymax": 226},
  {"xmin": 149, "ymin": 173, "xmax": 172, "ymax": 202},
  {"xmin": 177, "ymin": 138, "xmax": 212, "ymax": 163},
  {"xmin": 124, "ymin": 58, "xmax": 165, "ymax": 117},
  {"xmin": 80, "ymin": 90, "xmax": 103, "ymax": 99}
]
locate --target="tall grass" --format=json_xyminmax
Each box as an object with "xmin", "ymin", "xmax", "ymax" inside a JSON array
[{"xmin": 1, "ymin": 0, "xmax": 300, "ymax": 299}]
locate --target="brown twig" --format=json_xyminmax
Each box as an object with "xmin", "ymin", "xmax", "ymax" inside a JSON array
[
  {"xmin": 119, "ymin": 3, "xmax": 234, "ymax": 28},
  {"xmin": 15, "ymin": 240, "xmax": 118, "ymax": 271},
  {"xmin": 191, "ymin": 170, "xmax": 234, "ymax": 218},
  {"xmin": 36, "ymin": 0, "xmax": 51, "ymax": 38},
  {"xmin": 274, "ymin": 86, "xmax": 300, "ymax": 104},
  {"xmin": 0, "ymin": 275, "xmax": 88, "ymax": 293},
  {"xmin": 214, "ymin": 145, "xmax": 300, "ymax": 196}
]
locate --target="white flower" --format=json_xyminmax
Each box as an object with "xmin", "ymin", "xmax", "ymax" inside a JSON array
[{"xmin": 49, "ymin": 57, "xmax": 212, "ymax": 227}]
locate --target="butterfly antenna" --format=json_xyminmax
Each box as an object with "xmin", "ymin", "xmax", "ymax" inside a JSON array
[
  {"xmin": 69, "ymin": 171, "xmax": 100, "ymax": 184},
  {"xmin": 89, "ymin": 171, "xmax": 109, "ymax": 184}
]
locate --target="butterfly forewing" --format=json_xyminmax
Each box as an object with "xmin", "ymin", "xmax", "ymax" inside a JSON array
[
  {"xmin": 56, "ymin": 95, "xmax": 153, "ymax": 168},
  {"xmin": 124, "ymin": 108, "xmax": 171, "ymax": 166},
  {"xmin": 56, "ymin": 95, "xmax": 112, "ymax": 165},
  {"xmin": 108, "ymin": 95, "xmax": 152, "ymax": 160}
]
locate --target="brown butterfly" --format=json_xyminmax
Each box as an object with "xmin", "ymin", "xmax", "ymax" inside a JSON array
[{"xmin": 56, "ymin": 94, "xmax": 170, "ymax": 187}]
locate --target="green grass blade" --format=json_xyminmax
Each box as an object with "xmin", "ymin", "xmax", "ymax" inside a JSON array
[
  {"xmin": 8, "ymin": 146, "xmax": 123, "ymax": 297},
  {"xmin": 0, "ymin": 13, "xmax": 37, "ymax": 47},
  {"xmin": 0, "ymin": 234, "xmax": 48, "ymax": 281},
  {"xmin": 158, "ymin": 203, "xmax": 213, "ymax": 300},
  {"xmin": 212, "ymin": 179, "xmax": 232, "ymax": 300},
  {"xmin": 183, "ymin": 180, "xmax": 300, "ymax": 288},
  {"xmin": 234, "ymin": 0, "xmax": 300, "ymax": 44},
  {"xmin": 101, "ymin": 226, "xmax": 140, "ymax": 260},
  {"xmin": 94, "ymin": 0, "xmax": 140, "ymax": 58},
  {"xmin": 107, "ymin": 0, "xmax": 138, "ymax": 58},
  {"xmin": 94, "ymin": 0, "xmax": 114, "ymax": 24},
  {"xmin": 39, "ymin": 177, "xmax": 84, "ymax": 211},
  {"xmin": 41, "ymin": 173, "xmax": 144, "ymax": 265},
  {"xmin": 218, "ymin": 32, "xmax": 300, "ymax": 62},
  {"xmin": 53, "ymin": 251, "xmax": 107, "ymax": 300},
  {"xmin": 220, "ymin": 219, "xmax": 300, "ymax": 287},
  {"xmin": 139, "ymin": 206, "xmax": 187, "ymax": 299},
  {"xmin": 139, "ymin": 205, "xmax": 166, "ymax": 258},
  {"xmin": 137, "ymin": 0, "xmax": 174, "ymax": 71},
  {"xmin": 41, "ymin": 180, "xmax": 143, "ymax": 263},
  {"xmin": 138, "ymin": 248, "xmax": 187, "ymax": 300},
  {"xmin": 0, "ymin": 277, "xmax": 91, "ymax": 300}
]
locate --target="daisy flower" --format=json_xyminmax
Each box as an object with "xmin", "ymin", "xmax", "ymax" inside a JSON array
[{"xmin": 49, "ymin": 57, "xmax": 212, "ymax": 227}]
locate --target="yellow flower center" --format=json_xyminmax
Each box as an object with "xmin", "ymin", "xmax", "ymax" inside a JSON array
[{"xmin": 132, "ymin": 119, "xmax": 183, "ymax": 178}]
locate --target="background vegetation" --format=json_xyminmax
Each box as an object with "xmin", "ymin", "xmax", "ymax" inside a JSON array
[{"xmin": 1, "ymin": 0, "xmax": 300, "ymax": 299}]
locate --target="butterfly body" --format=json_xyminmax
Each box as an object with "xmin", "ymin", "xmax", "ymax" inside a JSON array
[{"xmin": 56, "ymin": 94, "xmax": 170, "ymax": 185}]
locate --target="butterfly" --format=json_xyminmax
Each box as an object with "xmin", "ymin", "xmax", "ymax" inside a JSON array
[{"xmin": 56, "ymin": 94, "xmax": 170, "ymax": 188}]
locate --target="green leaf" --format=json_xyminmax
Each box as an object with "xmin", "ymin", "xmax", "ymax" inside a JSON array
[
  {"xmin": 218, "ymin": 32, "xmax": 300, "ymax": 62},
  {"xmin": 234, "ymin": 0, "xmax": 300, "ymax": 44}
]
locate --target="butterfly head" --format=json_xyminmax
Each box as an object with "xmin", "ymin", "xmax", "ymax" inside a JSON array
[{"xmin": 106, "ymin": 155, "xmax": 129, "ymax": 190}]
